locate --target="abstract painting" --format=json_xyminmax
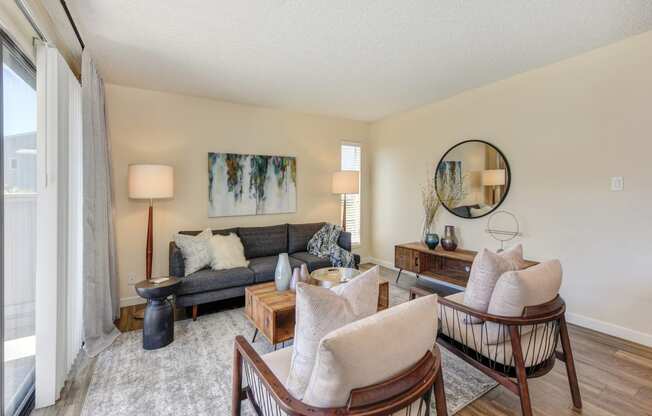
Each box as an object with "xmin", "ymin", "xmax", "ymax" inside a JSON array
[
  {"xmin": 436, "ymin": 161, "xmax": 463, "ymax": 194},
  {"xmin": 208, "ymin": 152, "xmax": 297, "ymax": 217}
]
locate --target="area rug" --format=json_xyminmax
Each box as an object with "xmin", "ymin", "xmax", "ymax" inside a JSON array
[{"xmin": 81, "ymin": 284, "xmax": 496, "ymax": 415}]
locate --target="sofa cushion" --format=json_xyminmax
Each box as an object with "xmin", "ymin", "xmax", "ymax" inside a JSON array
[
  {"xmin": 302, "ymin": 294, "xmax": 438, "ymax": 408},
  {"xmin": 288, "ymin": 223, "xmax": 325, "ymax": 254},
  {"xmin": 290, "ymin": 252, "xmax": 331, "ymax": 272},
  {"xmin": 178, "ymin": 227, "xmax": 238, "ymax": 236},
  {"xmin": 177, "ymin": 267, "xmax": 254, "ymax": 296},
  {"xmin": 286, "ymin": 267, "xmax": 380, "ymax": 400},
  {"xmin": 248, "ymin": 255, "xmax": 305, "ymax": 283},
  {"xmin": 238, "ymin": 224, "xmax": 288, "ymax": 259}
]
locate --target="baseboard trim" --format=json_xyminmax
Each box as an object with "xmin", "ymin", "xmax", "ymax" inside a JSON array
[
  {"xmin": 119, "ymin": 296, "xmax": 146, "ymax": 308},
  {"xmin": 367, "ymin": 257, "xmax": 652, "ymax": 348},
  {"xmin": 565, "ymin": 312, "xmax": 652, "ymax": 348}
]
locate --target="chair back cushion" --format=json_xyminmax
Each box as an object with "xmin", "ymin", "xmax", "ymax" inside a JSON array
[
  {"xmin": 238, "ymin": 224, "xmax": 288, "ymax": 259},
  {"xmin": 463, "ymin": 247, "xmax": 523, "ymax": 319},
  {"xmin": 488, "ymin": 259, "xmax": 562, "ymax": 318},
  {"xmin": 285, "ymin": 267, "xmax": 380, "ymax": 399},
  {"xmin": 302, "ymin": 294, "xmax": 439, "ymax": 408}
]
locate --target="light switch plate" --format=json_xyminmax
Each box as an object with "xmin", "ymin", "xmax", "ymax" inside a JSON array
[{"xmin": 610, "ymin": 176, "xmax": 624, "ymax": 191}]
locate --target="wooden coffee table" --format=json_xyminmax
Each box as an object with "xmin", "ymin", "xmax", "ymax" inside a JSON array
[{"xmin": 244, "ymin": 280, "xmax": 389, "ymax": 347}]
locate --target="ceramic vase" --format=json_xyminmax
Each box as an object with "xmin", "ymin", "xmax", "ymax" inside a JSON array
[
  {"xmin": 289, "ymin": 267, "xmax": 300, "ymax": 291},
  {"xmin": 299, "ymin": 264, "xmax": 310, "ymax": 283},
  {"xmin": 441, "ymin": 225, "xmax": 458, "ymax": 251},
  {"xmin": 275, "ymin": 253, "xmax": 292, "ymax": 291},
  {"xmin": 425, "ymin": 233, "xmax": 439, "ymax": 250}
]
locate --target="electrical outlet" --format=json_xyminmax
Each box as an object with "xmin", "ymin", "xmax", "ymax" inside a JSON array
[
  {"xmin": 127, "ymin": 273, "xmax": 138, "ymax": 285},
  {"xmin": 610, "ymin": 176, "xmax": 624, "ymax": 191}
]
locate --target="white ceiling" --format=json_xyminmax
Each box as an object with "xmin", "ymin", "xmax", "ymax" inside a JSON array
[{"xmin": 67, "ymin": 1, "xmax": 652, "ymax": 121}]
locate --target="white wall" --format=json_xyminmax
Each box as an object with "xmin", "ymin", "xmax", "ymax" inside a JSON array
[
  {"xmin": 368, "ymin": 31, "xmax": 652, "ymax": 346},
  {"xmin": 105, "ymin": 84, "xmax": 370, "ymax": 303}
]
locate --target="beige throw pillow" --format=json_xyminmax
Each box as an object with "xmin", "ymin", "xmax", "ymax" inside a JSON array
[
  {"xmin": 302, "ymin": 294, "xmax": 439, "ymax": 408},
  {"xmin": 209, "ymin": 233, "xmax": 249, "ymax": 270},
  {"xmin": 498, "ymin": 244, "xmax": 528, "ymax": 269},
  {"xmin": 485, "ymin": 260, "xmax": 562, "ymax": 344},
  {"xmin": 463, "ymin": 248, "xmax": 519, "ymax": 319},
  {"xmin": 174, "ymin": 229, "xmax": 213, "ymax": 276},
  {"xmin": 285, "ymin": 266, "xmax": 380, "ymax": 399}
]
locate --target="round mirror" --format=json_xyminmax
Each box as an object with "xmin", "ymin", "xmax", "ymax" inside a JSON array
[{"xmin": 435, "ymin": 140, "xmax": 510, "ymax": 219}]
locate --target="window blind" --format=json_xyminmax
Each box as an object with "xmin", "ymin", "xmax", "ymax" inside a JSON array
[{"xmin": 341, "ymin": 143, "xmax": 361, "ymax": 245}]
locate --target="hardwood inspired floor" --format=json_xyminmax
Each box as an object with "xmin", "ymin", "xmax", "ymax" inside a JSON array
[{"xmin": 33, "ymin": 264, "xmax": 652, "ymax": 416}]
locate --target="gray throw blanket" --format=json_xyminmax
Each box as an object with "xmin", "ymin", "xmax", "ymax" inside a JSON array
[{"xmin": 307, "ymin": 223, "xmax": 355, "ymax": 268}]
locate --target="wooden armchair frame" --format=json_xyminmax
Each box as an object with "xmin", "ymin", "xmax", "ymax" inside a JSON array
[
  {"xmin": 431, "ymin": 293, "xmax": 581, "ymax": 416},
  {"xmin": 232, "ymin": 335, "xmax": 448, "ymax": 416}
]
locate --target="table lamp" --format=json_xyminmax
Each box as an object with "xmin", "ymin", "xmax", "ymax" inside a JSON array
[
  {"xmin": 331, "ymin": 171, "xmax": 359, "ymax": 231},
  {"xmin": 482, "ymin": 169, "xmax": 505, "ymax": 205},
  {"xmin": 128, "ymin": 164, "xmax": 174, "ymax": 281}
]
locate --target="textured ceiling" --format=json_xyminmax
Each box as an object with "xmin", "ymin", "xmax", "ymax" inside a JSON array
[{"xmin": 68, "ymin": 1, "xmax": 652, "ymax": 121}]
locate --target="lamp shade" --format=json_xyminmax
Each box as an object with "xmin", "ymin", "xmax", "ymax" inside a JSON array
[
  {"xmin": 482, "ymin": 169, "xmax": 506, "ymax": 186},
  {"xmin": 128, "ymin": 164, "xmax": 174, "ymax": 199},
  {"xmin": 331, "ymin": 171, "xmax": 359, "ymax": 194}
]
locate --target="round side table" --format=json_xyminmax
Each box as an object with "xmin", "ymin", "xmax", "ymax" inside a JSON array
[{"xmin": 135, "ymin": 278, "xmax": 181, "ymax": 350}]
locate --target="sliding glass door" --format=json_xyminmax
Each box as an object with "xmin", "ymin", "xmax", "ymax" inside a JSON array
[{"xmin": 1, "ymin": 31, "xmax": 37, "ymax": 416}]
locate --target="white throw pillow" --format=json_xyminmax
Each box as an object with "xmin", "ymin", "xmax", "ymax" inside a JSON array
[
  {"xmin": 302, "ymin": 294, "xmax": 439, "ymax": 408},
  {"xmin": 174, "ymin": 228, "xmax": 213, "ymax": 276},
  {"xmin": 285, "ymin": 266, "xmax": 380, "ymax": 399},
  {"xmin": 209, "ymin": 233, "xmax": 249, "ymax": 270},
  {"xmin": 463, "ymin": 248, "xmax": 519, "ymax": 319}
]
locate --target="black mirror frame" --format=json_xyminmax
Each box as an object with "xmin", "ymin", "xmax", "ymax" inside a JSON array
[{"xmin": 435, "ymin": 139, "xmax": 511, "ymax": 220}]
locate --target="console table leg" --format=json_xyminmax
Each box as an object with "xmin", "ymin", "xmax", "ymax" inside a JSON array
[
  {"xmin": 251, "ymin": 328, "xmax": 258, "ymax": 343},
  {"xmin": 395, "ymin": 269, "xmax": 403, "ymax": 284}
]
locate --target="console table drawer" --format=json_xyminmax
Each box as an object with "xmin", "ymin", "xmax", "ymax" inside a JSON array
[{"xmin": 395, "ymin": 246, "xmax": 420, "ymax": 272}]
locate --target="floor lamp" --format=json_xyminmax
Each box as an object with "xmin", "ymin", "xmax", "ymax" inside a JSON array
[
  {"xmin": 332, "ymin": 171, "xmax": 359, "ymax": 231},
  {"xmin": 128, "ymin": 164, "xmax": 174, "ymax": 317}
]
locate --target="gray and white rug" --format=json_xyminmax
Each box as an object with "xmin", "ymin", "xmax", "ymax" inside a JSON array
[{"xmin": 81, "ymin": 285, "xmax": 496, "ymax": 415}]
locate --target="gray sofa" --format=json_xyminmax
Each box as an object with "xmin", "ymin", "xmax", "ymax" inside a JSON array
[{"xmin": 169, "ymin": 222, "xmax": 360, "ymax": 318}]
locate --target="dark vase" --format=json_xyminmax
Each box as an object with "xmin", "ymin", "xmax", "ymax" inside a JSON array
[
  {"xmin": 425, "ymin": 233, "xmax": 439, "ymax": 250},
  {"xmin": 441, "ymin": 225, "xmax": 458, "ymax": 251}
]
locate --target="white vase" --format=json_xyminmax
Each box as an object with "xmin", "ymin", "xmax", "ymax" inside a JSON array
[
  {"xmin": 300, "ymin": 263, "xmax": 310, "ymax": 283},
  {"xmin": 275, "ymin": 253, "xmax": 292, "ymax": 291},
  {"xmin": 290, "ymin": 267, "xmax": 300, "ymax": 291}
]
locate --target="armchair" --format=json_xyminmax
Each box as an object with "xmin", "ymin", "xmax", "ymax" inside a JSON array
[
  {"xmin": 232, "ymin": 294, "xmax": 448, "ymax": 416},
  {"xmin": 419, "ymin": 260, "xmax": 581, "ymax": 416}
]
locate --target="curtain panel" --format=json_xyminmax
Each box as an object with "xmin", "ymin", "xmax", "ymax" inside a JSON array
[{"xmin": 81, "ymin": 49, "xmax": 120, "ymax": 358}]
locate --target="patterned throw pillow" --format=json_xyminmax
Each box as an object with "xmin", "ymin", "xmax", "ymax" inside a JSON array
[
  {"xmin": 174, "ymin": 229, "xmax": 213, "ymax": 276},
  {"xmin": 285, "ymin": 266, "xmax": 380, "ymax": 399}
]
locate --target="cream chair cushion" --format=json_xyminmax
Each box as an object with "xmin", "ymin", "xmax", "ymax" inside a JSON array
[
  {"xmin": 301, "ymin": 294, "xmax": 439, "ymax": 408},
  {"xmin": 463, "ymin": 248, "xmax": 521, "ymax": 321},
  {"xmin": 285, "ymin": 266, "xmax": 380, "ymax": 399}
]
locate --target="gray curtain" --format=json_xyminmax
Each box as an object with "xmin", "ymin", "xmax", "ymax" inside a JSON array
[{"xmin": 82, "ymin": 50, "xmax": 120, "ymax": 357}]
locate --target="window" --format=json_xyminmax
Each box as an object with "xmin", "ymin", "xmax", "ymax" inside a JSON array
[
  {"xmin": 2, "ymin": 30, "xmax": 37, "ymax": 416},
  {"xmin": 341, "ymin": 142, "xmax": 361, "ymax": 245}
]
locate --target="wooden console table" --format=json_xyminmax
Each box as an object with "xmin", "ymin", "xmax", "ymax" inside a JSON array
[{"xmin": 394, "ymin": 242, "xmax": 536, "ymax": 287}]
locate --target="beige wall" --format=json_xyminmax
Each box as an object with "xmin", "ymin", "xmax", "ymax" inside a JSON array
[
  {"xmin": 369, "ymin": 31, "xmax": 652, "ymax": 345},
  {"xmin": 106, "ymin": 84, "xmax": 370, "ymax": 301}
]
